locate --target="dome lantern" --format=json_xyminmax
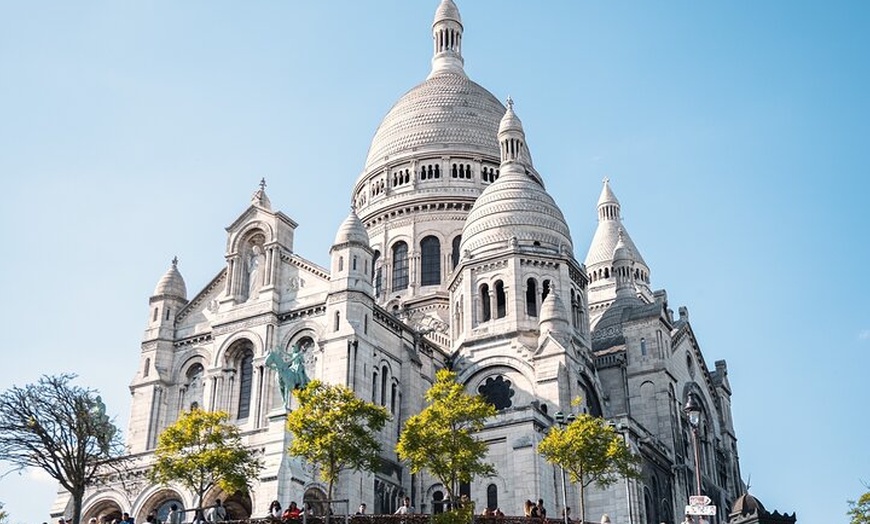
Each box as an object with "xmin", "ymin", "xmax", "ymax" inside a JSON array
[{"xmin": 429, "ymin": 0, "xmax": 465, "ymax": 78}]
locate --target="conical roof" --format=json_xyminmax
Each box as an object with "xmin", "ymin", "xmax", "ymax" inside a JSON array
[
  {"xmin": 153, "ymin": 257, "xmax": 187, "ymax": 299},
  {"xmin": 584, "ymin": 180, "xmax": 647, "ymax": 268},
  {"xmin": 333, "ymin": 209, "xmax": 369, "ymax": 246},
  {"xmin": 434, "ymin": 0, "xmax": 461, "ymax": 25}
]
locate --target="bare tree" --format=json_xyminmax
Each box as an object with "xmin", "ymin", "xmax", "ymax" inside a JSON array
[{"xmin": 0, "ymin": 374, "xmax": 127, "ymax": 524}]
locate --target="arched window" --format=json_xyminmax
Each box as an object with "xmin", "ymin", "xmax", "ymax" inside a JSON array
[
  {"xmin": 451, "ymin": 235, "xmax": 462, "ymax": 269},
  {"xmin": 143, "ymin": 358, "xmax": 150, "ymax": 377},
  {"xmin": 432, "ymin": 491, "xmax": 445, "ymax": 515},
  {"xmin": 381, "ymin": 365, "xmax": 388, "ymax": 407},
  {"xmin": 486, "ymin": 484, "xmax": 498, "ymax": 511},
  {"xmin": 390, "ymin": 382, "xmax": 397, "ymax": 413},
  {"xmin": 372, "ymin": 371, "xmax": 378, "ymax": 404},
  {"xmin": 237, "ymin": 349, "xmax": 254, "ymax": 419},
  {"xmin": 373, "ymin": 250, "xmax": 382, "ymax": 297},
  {"xmin": 526, "ymin": 278, "xmax": 538, "ymax": 317},
  {"xmin": 542, "ymin": 279, "xmax": 551, "ymax": 301},
  {"xmin": 338, "ymin": 256, "xmax": 344, "ymax": 272},
  {"xmin": 392, "ymin": 242, "xmax": 409, "ymax": 291},
  {"xmin": 480, "ymin": 284, "xmax": 491, "ymax": 322},
  {"xmin": 420, "ymin": 236, "xmax": 441, "ymax": 286},
  {"xmin": 334, "ymin": 311, "xmax": 341, "ymax": 332},
  {"xmin": 495, "ymin": 280, "xmax": 506, "ymax": 319},
  {"xmin": 641, "ymin": 337, "xmax": 647, "ymax": 356}
]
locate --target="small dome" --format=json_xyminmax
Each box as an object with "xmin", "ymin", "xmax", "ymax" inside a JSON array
[
  {"xmin": 731, "ymin": 493, "xmax": 766, "ymax": 517},
  {"xmin": 498, "ymin": 98, "xmax": 524, "ymax": 135},
  {"xmin": 460, "ymin": 169, "xmax": 573, "ymax": 259},
  {"xmin": 434, "ymin": 0, "xmax": 461, "ymax": 25},
  {"xmin": 333, "ymin": 210, "xmax": 369, "ymax": 246},
  {"xmin": 613, "ymin": 229, "xmax": 632, "ymax": 262},
  {"xmin": 153, "ymin": 257, "xmax": 187, "ymax": 299}
]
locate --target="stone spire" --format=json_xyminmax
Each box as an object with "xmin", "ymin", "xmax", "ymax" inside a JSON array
[
  {"xmin": 429, "ymin": 0, "xmax": 465, "ymax": 78},
  {"xmin": 251, "ymin": 177, "xmax": 272, "ymax": 210}
]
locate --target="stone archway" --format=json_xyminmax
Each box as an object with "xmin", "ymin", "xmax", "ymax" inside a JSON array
[
  {"xmin": 303, "ymin": 487, "xmax": 328, "ymax": 516},
  {"xmin": 83, "ymin": 498, "xmax": 123, "ymax": 524},
  {"xmin": 140, "ymin": 489, "xmax": 185, "ymax": 524},
  {"xmin": 203, "ymin": 490, "xmax": 252, "ymax": 520},
  {"xmin": 224, "ymin": 491, "xmax": 253, "ymax": 520}
]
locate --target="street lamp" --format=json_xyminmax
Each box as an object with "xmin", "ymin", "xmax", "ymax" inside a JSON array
[
  {"xmin": 683, "ymin": 394, "xmax": 702, "ymax": 497},
  {"xmin": 553, "ymin": 411, "xmax": 576, "ymax": 524}
]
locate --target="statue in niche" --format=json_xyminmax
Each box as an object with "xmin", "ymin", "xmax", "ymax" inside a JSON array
[
  {"xmin": 266, "ymin": 341, "xmax": 311, "ymax": 410},
  {"xmin": 246, "ymin": 244, "xmax": 265, "ymax": 301}
]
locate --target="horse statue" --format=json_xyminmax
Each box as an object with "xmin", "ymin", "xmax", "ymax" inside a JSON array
[{"xmin": 266, "ymin": 342, "xmax": 310, "ymax": 410}]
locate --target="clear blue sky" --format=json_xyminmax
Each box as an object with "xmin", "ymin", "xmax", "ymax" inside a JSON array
[{"xmin": 1, "ymin": 2, "xmax": 868, "ymax": 523}]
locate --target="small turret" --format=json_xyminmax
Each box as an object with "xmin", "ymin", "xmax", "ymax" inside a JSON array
[
  {"xmin": 612, "ymin": 229, "xmax": 638, "ymax": 303},
  {"xmin": 146, "ymin": 257, "xmax": 188, "ymax": 341},
  {"xmin": 329, "ymin": 209, "xmax": 374, "ymax": 296},
  {"xmin": 538, "ymin": 284, "xmax": 571, "ymax": 346}
]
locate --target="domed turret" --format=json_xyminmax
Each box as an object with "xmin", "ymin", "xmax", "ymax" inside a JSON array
[
  {"xmin": 333, "ymin": 209, "xmax": 369, "ymax": 247},
  {"xmin": 330, "ymin": 210, "xmax": 374, "ymax": 297},
  {"xmin": 459, "ymin": 101, "xmax": 571, "ymax": 259},
  {"xmin": 153, "ymin": 257, "xmax": 187, "ymax": 300}
]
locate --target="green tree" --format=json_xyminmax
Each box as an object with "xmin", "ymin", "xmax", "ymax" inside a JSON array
[
  {"xmin": 396, "ymin": 369, "xmax": 496, "ymax": 505},
  {"xmin": 538, "ymin": 411, "xmax": 641, "ymax": 523},
  {"xmin": 286, "ymin": 380, "xmax": 390, "ymax": 509},
  {"xmin": 849, "ymin": 489, "xmax": 870, "ymax": 524},
  {"xmin": 149, "ymin": 409, "xmax": 262, "ymax": 513},
  {"xmin": 0, "ymin": 374, "xmax": 126, "ymax": 524}
]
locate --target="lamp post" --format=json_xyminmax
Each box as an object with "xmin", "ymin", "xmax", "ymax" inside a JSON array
[
  {"xmin": 683, "ymin": 394, "xmax": 702, "ymax": 497},
  {"xmin": 553, "ymin": 411, "xmax": 576, "ymax": 524}
]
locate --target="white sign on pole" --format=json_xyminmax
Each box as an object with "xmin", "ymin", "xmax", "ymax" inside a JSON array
[
  {"xmin": 689, "ymin": 495, "xmax": 712, "ymax": 506},
  {"xmin": 685, "ymin": 504, "xmax": 717, "ymax": 516}
]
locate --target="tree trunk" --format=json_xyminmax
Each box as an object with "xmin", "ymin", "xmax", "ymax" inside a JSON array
[
  {"xmin": 72, "ymin": 488, "xmax": 84, "ymax": 524},
  {"xmin": 579, "ymin": 483, "xmax": 586, "ymax": 524}
]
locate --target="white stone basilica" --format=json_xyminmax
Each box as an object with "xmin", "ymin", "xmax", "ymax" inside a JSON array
[{"xmin": 67, "ymin": 2, "xmax": 744, "ymax": 523}]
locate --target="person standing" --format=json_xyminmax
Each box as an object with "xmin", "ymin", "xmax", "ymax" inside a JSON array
[
  {"xmin": 536, "ymin": 499, "xmax": 547, "ymax": 519},
  {"xmin": 268, "ymin": 501, "xmax": 282, "ymax": 519},
  {"xmin": 355, "ymin": 504, "xmax": 367, "ymax": 516},
  {"xmin": 206, "ymin": 500, "xmax": 227, "ymax": 523},
  {"xmin": 167, "ymin": 504, "xmax": 182, "ymax": 524},
  {"xmin": 394, "ymin": 497, "xmax": 415, "ymax": 515}
]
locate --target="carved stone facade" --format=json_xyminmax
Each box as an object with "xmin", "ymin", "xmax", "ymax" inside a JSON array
[{"xmin": 64, "ymin": 2, "xmax": 747, "ymax": 523}]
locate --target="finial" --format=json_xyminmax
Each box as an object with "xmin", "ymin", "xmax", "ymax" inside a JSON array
[
  {"xmin": 617, "ymin": 228, "xmax": 624, "ymax": 240},
  {"xmin": 506, "ymin": 96, "xmax": 514, "ymax": 110},
  {"xmin": 171, "ymin": 256, "xmax": 178, "ymax": 267},
  {"xmin": 602, "ymin": 176, "xmax": 609, "ymax": 185},
  {"xmin": 259, "ymin": 177, "xmax": 267, "ymax": 191}
]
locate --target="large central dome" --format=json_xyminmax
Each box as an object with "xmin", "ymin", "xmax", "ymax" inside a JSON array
[{"xmin": 363, "ymin": 71, "xmax": 505, "ymax": 171}]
